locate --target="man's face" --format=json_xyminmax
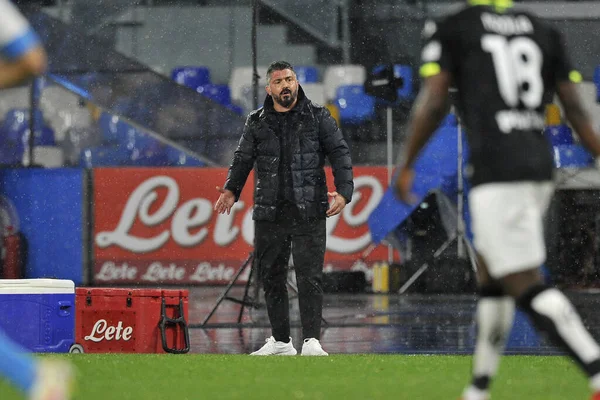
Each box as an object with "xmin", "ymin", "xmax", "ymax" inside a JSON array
[{"xmin": 266, "ymin": 69, "xmax": 298, "ymax": 108}]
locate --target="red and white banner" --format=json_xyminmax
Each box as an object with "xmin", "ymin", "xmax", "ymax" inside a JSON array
[{"xmin": 92, "ymin": 167, "xmax": 395, "ymax": 285}]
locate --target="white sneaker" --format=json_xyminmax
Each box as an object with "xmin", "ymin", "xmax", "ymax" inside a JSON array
[
  {"xmin": 29, "ymin": 359, "xmax": 75, "ymax": 400},
  {"xmin": 460, "ymin": 386, "xmax": 490, "ymax": 400},
  {"xmin": 301, "ymin": 338, "xmax": 328, "ymax": 356},
  {"xmin": 250, "ymin": 336, "xmax": 297, "ymax": 356}
]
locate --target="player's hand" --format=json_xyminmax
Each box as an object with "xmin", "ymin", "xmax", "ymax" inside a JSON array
[
  {"xmin": 214, "ymin": 186, "xmax": 235, "ymax": 215},
  {"xmin": 326, "ymin": 191, "xmax": 347, "ymax": 217},
  {"xmin": 394, "ymin": 167, "xmax": 418, "ymax": 204}
]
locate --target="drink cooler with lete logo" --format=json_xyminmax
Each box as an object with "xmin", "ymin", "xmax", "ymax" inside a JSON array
[
  {"xmin": 75, "ymin": 288, "xmax": 190, "ymax": 353},
  {"xmin": 0, "ymin": 280, "xmax": 190, "ymax": 354}
]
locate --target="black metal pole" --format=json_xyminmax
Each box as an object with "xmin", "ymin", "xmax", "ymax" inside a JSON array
[
  {"xmin": 27, "ymin": 76, "xmax": 44, "ymax": 167},
  {"xmin": 27, "ymin": 79, "xmax": 36, "ymax": 167},
  {"xmin": 251, "ymin": 0, "xmax": 259, "ymax": 111}
]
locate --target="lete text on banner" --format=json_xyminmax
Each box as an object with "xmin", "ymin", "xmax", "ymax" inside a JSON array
[{"xmin": 92, "ymin": 167, "xmax": 394, "ymax": 284}]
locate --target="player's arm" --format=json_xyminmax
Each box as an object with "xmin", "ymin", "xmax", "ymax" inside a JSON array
[
  {"xmin": 0, "ymin": 44, "xmax": 46, "ymax": 89},
  {"xmin": 395, "ymin": 72, "xmax": 451, "ymax": 203},
  {"xmin": 395, "ymin": 18, "xmax": 454, "ymax": 203},
  {"xmin": 400, "ymin": 72, "xmax": 451, "ymax": 170},
  {"xmin": 0, "ymin": 0, "xmax": 47, "ymax": 89},
  {"xmin": 551, "ymin": 27, "xmax": 600, "ymax": 160},
  {"xmin": 556, "ymin": 81, "xmax": 600, "ymax": 158}
]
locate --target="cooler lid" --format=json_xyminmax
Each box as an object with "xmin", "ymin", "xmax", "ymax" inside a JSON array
[
  {"xmin": 76, "ymin": 287, "xmax": 165, "ymax": 297},
  {"xmin": 0, "ymin": 279, "xmax": 75, "ymax": 294},
  {"xmin": 162, "ymin": 289, "xmax": 189, "ymax": 298}
]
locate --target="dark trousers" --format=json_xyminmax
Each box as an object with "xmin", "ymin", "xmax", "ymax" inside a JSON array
[{"xmin": 254, "ymin": 205, "xmax": 326, "ymax": 342}]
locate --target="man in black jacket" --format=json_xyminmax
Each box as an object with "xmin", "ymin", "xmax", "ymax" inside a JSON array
[{"xmin": 214, "ymin": 61, "xmax": 353, "ymax": 356}]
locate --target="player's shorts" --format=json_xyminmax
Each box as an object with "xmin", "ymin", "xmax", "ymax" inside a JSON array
[{"xmin": 468, "ymin": 180, "xmax": 554, "ymax": 279}]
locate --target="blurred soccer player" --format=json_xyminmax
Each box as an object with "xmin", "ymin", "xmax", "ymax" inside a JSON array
[
  {"xmin": 0, "ymin": 1, "xmax": 73, "ymax": 399},
  {"xmin": 395, "ymin": 0, "xmax": 600, "ymax": 399}
]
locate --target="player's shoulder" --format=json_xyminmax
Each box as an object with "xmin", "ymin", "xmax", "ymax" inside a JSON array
[
  {"xmin": 432, "ymin": 5, "xmax": 558, "ymax": 38},
  {"xmin": 439, "ymin": 5, "xmax": 481, "ymax": 26},
  {"xmin": 501, "ymin": 8, "xmax": 562, "ymax": 46},
  {"xmin": 446, "ymin": 4, "xmax": 483, "ymax": 21},
  {"xmin": 422, "ymin": 5, "xmax": 477, "ymax": 39},
  {"xmin": 504, "ymin": 8, "xmax": 554, "ymax": 32},
  {"xmin": 526, "ymin": 11, "xmax": 561, "ymax": 40}
]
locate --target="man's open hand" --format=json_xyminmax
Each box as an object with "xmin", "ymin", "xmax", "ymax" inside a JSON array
[
  {"xmin": 326, "ymin": 191, "xmax": 347, "ymax": 217},
  {"xmin": 214, "ymin": 186, "xmax": 235, "ymax": 215}
]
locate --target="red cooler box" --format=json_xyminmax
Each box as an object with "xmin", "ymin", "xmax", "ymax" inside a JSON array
[{"xmin": 74, "ymin": 288, "xmax": 189, "ymax": 354}]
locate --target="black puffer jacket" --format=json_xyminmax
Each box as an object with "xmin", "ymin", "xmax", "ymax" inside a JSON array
[{"xmin": 224, "ymin": 86, "xmax": 353, "ymax": 221}]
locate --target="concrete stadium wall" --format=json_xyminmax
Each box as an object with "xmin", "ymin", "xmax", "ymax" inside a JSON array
[{"xmin": 43, "ymin": 5, "xmax": 317, "ymax": 85}]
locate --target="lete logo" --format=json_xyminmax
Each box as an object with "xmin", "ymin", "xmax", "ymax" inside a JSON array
[
  {"xmin": 95, "ymin": 174, "xmax": 384, "ymax": 254},
  {"xmin": 84, "ymin": 319, "xmax": 133, "ymax": 342}
]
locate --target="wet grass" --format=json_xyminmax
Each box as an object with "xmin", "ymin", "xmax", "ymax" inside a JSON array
[{"xmin": 0, "ymin": 354, "xmax": 590, "ymax": 399}]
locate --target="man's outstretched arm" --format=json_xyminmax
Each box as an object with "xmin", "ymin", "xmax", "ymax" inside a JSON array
[
  {"xmin": 0, "ymin": 45, "xmax": 46, "ymax": 89},
  {"xmin": 0, "ymin": 0, "xmax": 47, "ymax": 88},
  {"xmin": 556, "ymin": 81, "xmax": 600, "ymax": 159},
  {"xmin": 395, "ymin": 71, "xmax": 452, "ymax": 203}
]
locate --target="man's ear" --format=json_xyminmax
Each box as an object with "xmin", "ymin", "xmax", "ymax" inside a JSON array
[{"xmin": 265, "ymin": 86, "xmax": 271, "ymax": 96}]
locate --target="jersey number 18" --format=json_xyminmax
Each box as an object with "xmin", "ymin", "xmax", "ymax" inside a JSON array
[{"xmin": 482, "ymin": 34, "xmax": 544, "ymax": 109}]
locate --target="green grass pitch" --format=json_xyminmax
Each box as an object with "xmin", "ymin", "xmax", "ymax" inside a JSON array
[{"xmin": 0, "ymin": 354, "xmax": 592, "ymax": 399}]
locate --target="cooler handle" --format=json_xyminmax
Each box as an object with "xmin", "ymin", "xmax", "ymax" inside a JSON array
[
  {"xmin": 58, "ymin": 301, "xmax": 72, "ymax": 317},
  {"xmin": 159, "ymin": 298, "xmax": 190, "ymax": 354}
]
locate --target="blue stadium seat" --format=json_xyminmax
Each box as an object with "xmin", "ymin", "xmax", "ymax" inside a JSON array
[
  {"xmin": 80, "ymin": 142, "xmax": 169, "ymax": 168},
  {"xmin": 94, "ymin": 114, "xmax": 171, "ymax": 167},
  {"xmin": 121, "ymin": 125, "xmax": 148, "ymax": 148},
  {"xmin": 1, "ymin": 108, "xmax": 45, "ymax": 137},
  {"xmin": 544, "ymin": 125, "xmax": 574, "ymax": 146},
  {"xmin": 335, "ymin": 85, "xmax": 376, "ymax": 125},
  {"xmin": 130, "ymin": 146, "xmax": 169, "ymax": 167},
  {"xmin": 171, "ymin": 66, "xmax": 211, "ymax": 90},
  {"xmin": 18, "ymin": 125, "xmax": 55, "ymax": 147},
  {"xmin": 0, "ymin": 110, "xmax": 27, "ymax": 164},
  {"xmin": 79, "ymin": 145, "xmax": 131, "ymax": 168},
  {"xmin": 103, "ymin": 117, "xmax": 156, "ymax": 151},
  {"xmin": 165, "ymin": 146, "xmax": 205, "ymax": 167},
  {"xmin": 0, "ymin": 109, "xmax": 56, "ymax": 164},
  {"xmin": 113, "ymin": 117, "xmax": 140, "ymax": 148},
  {"xmin": 98, "ymin": 112, "xmax": 121, "ymax": 144},
  {"xmin": 295, "ymin": 66, "xmax": 319, "ymax": 83},
  {"xmin": 198, "ymin": 84, "xmax": 232, "ymax": 107},
  {"xmin": 1, "ymin": 109, "xmax": 27, "ymax": 133},
  {"xmin": 226, "ymin": 104, "xmax": 244, "ymax": 115}
]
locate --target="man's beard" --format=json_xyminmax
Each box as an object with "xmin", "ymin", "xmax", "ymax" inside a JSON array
[{"xmin": 273, "ymin": 88, "xmax": 297, "ymax": 108}]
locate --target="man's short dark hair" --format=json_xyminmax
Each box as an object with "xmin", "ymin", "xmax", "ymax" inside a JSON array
[{"xmin": 266, "ymin": 61, "xmax": 295, "ymax": 83}]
